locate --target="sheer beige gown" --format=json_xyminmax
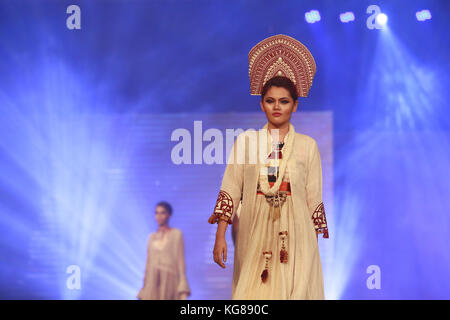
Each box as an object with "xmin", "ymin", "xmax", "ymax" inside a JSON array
[{"xmin": 137, "ymin": 228, "xmax": 191, "ymax": 300}]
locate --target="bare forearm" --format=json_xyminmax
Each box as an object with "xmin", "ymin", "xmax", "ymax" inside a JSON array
[{"xmin": 216, "ymin": 220, "xmax": 228, "ymax": 239}]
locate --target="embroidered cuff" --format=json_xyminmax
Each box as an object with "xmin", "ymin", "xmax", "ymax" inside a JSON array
[
  {"xmin": 207, "ymin": 190, "xmax": 234, "ymax": 225},
  {"xmin": 311, "ymin": 202, "xmax": 329, "ymax": 238}
]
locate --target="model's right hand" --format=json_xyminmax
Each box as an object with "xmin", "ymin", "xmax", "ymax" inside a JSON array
[{"xmin": 213, "ymin": 236, "xmax": 227, "ymax": 268}]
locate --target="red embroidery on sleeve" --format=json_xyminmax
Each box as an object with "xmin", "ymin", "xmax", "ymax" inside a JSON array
[
  {"xmin": 207, "ymin": 190, "xmax": 234, "ymax": 225},
  {"xmin": 311, "ymin": 202, "xmax": 329, "ymax": 238}
]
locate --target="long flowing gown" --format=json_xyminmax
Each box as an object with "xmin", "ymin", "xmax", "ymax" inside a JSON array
[
  {"xmin": 233, "ymin": 165, "xmax": 298, "ymax": 299},
  {"xmin": 208, "ymin": 125, "xmax": 329, "ymax": 300},
  {"xmin": 137, "ymin": 227, "xmax": 191, "ymax": 300}
]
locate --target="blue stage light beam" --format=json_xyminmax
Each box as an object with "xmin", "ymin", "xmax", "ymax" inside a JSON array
[
  {"xmin": 0, "ymin": 57, "xmax": 149, "ymax": 299},
  {"xmin": 333, "ymin": 23, "xmax": 450, "ymax": 299}
]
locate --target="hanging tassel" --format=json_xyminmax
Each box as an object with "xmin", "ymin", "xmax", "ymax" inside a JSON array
[
  {"xmin": 272, "ymin": 192, "xmax": 281, "ymax": 221},
  {"xmin": 279, "ymin": 231, "xmax": 288, "ymax": 263},
  {"xmin": 280, "ymin": 249, "xmax": 288, "ymax": 263},
  {"xmin": 261, "ymin": 251, "xmax": 272, "ymax": 283},
  {"xmin": 273, "ymin": 203, "xmax": 280, "ymax": 221},
  {"xmin": 268, "ymin": 204, "xmax": 274, "ymax": 221},
  {"xmin": 261, "ymin": 269, "xmax": 268, "ymax": 283}
]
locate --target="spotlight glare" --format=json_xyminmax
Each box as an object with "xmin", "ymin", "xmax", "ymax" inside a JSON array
[
  {"xmin": 376, "ymin": 13, "xmax": 388, "ymax": 25},
  {"xmin": 339, "ymin": 11, "xmax": 355, "ymax": 23},
  {"xmin": 416, "ymin": 10, "xmax": 432, "ymax": 22},
  {"xmin": 305, "ymin": 10, "xmax": 321, "ymax": 24}
]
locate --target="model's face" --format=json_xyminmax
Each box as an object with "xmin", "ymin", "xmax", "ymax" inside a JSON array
[
  {"xmin": 155, "ymin": 206, "xmax": 170, "ymax": 226},
  {"xmin": 260, "ymin": 86, "xmax": 298, "ymax": 128}
]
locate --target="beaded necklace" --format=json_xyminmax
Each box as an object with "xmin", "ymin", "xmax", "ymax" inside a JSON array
[{"xmin": 258, "ymin": 122, "xmax": 294, "ymax": 283}]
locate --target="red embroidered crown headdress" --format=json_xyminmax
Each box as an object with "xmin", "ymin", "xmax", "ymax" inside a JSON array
[{"xmin": 248, "ymin": 34, "xmax": 316, "ymax": 97}]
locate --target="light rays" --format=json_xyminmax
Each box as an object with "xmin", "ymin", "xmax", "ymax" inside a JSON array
[
  {"xmin": 331, "ymin": 24, "xmax": 450, "ymax": 299},
  {"xmin": 0, "ymin": 56, "xmax": 147, "ymax": 299}
]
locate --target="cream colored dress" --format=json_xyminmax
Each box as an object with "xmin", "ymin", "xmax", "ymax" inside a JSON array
[
  {"xmin": 208, "ymin": 124, "xmax": 329, "ymax": 300},
  {"xmin": 137, "ymin": 228, "xmax": 190, "ymax": 300},
  {"xmin": 233, "ymin": 165, "xmax": 298, "ymax": 299}
]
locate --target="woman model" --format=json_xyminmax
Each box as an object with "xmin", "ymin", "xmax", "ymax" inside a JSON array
[
  {"xmin": 208, "ymin": 34, "xmax": 329, "ymax": 299},
  {"xmin": 138, "ymin": 201, "xmax": 190, "ymax": 300}
]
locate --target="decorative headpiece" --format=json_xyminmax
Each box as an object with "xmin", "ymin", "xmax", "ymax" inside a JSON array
[{"xmin": 248, "ymin": 34, "xmax": 316, "ymax": 97}]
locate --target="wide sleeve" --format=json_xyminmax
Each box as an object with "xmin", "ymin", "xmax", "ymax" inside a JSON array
[
  {"xmin": 306, "ymin": 139, "xmax": 329, "ymax": 239},
  {"xmin": 207, "ymin": 134, "xmax": 245, "ymax": 225},
  {"xmin": 175, "ymin": 230, "xmax": 191, "ymax": 298}
]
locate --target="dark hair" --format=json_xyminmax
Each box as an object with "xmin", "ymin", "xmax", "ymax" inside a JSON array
[
  {"xmin": 156, "ymin": 201, "xmax": 173, "ymax": 216},
  {"xmin": 261, "ymin": 76, "xmax": 298, "ymax": 102}
]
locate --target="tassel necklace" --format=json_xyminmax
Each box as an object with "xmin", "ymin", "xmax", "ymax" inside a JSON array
[
  {"xmin": 261, "ymin": 251, "xmax": 272, "ymax": 283},
  {"xmin": 279, "ymin": 231, "xmax": 288, "ymax": 263},
  {"xmin": 261, "ymin": 203, "xmax": 274, "ymax": 283},
  {"xmin": 258, "ymin": 122, "xmax": 294, "ymax": 222},
  {"xmin": 258, "ymin": 123, "xmax": 294, "ymax": 198},
  {"xmin": 259, "ymin": 122, "xmax": 294, "ymax": 283}
]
